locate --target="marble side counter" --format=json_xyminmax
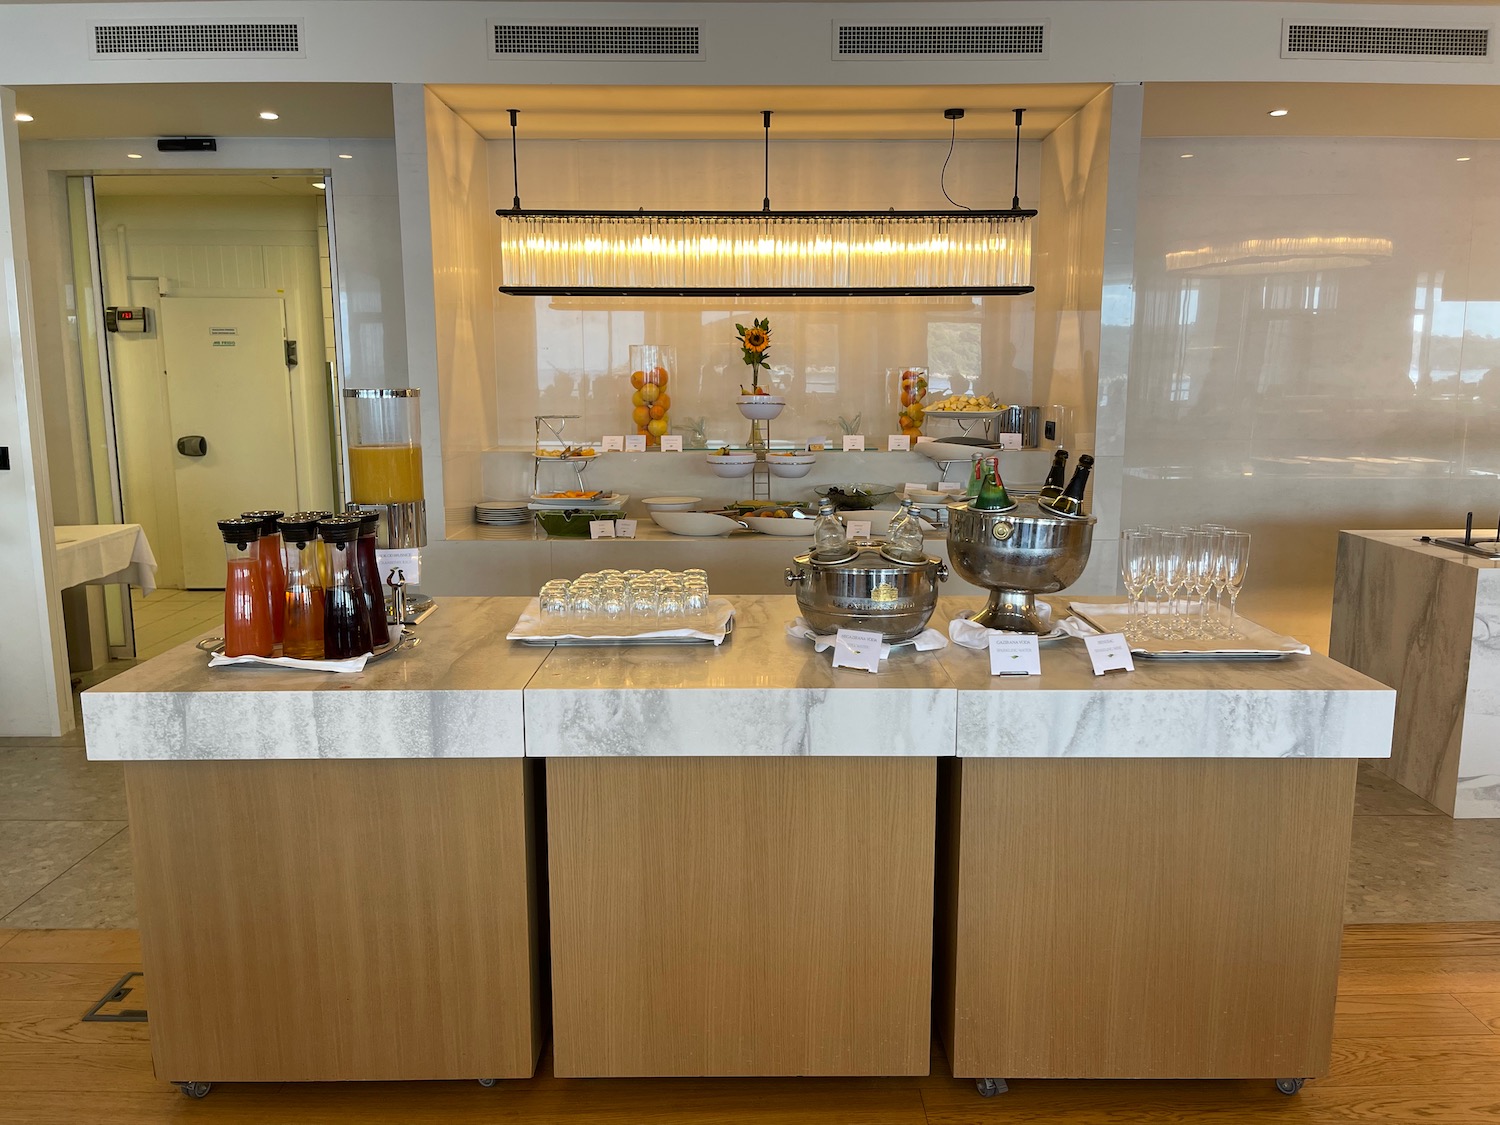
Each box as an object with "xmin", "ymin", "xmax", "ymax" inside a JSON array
[
  {"xmin": 1331, "ymin": 530, "xmax": 1500, "ymax": 817},
  {"xmin": 935, "ymin": 597, "xmax": 1395, "ymax": 760},
  {"xmin": 521, "ymin": 594, "xmax": 957, "ymax": 757},
  {"xmin": 82, "ymin": 597, "xmax": 545, "ymax": 760}
]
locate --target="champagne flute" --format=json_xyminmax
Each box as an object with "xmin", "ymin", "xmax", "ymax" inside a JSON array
[
  {"xmin": 1186, "ymin": 530, "xmax": 1218, "ymax": 639},
  {"xmin": 1201, "ymin": 524, "xmax": 1231, "ymax": 626},
  {"xmin": 1156, "ymin": 532, "xmax": 1187, "ymax": 639},
  {"xmin": 1221, "ymin": 531, "xmax": 1251, "ymax": 639},
  {"xmin": 1121, "ymin": 532, "xmax": 1151, "ymax": 640}
]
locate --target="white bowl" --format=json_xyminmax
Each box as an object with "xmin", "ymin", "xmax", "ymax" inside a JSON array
[
  {"xmin": 737, "ymin": 396, "xmax": 786, "ymax": 421},
  {"xmin": 768, "ymin": 459, "xmax": 814, "ymax": 479},
  {"xmin": 709, "ymin": 461, "xmax": 755, "ymax": 478},
  {"xmin": 741, "ymin": 515, "xmax": 815, "ymax": 536},
  {"xmin": 650, "ymin": 510, "xmax": 744, "ymax": 537},
  {"xmin": 642, "ymin": 495, "xmax": 703, "ymax": 511}
]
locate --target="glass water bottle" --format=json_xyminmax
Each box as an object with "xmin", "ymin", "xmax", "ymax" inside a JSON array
[
  {"xmin": 319, "ymin": 517, "xmax": 374, "ymax": 659},
  {"xmin": 883, "ymin": 498, "xmax": 926, "ymax": 563},
  {"xmin": 218, "ymin": 517, "xmax": 273, "ymax": 658},
  {"xmin": 811, "ymin": 497, "xmax": 851, "ymax": 562},
  {"xmin": 278, "ymin": 514, "xmax": 325, "ymax": 660},
  {"xmin": 242, "ymin": 510, "xmax": 286, "ymax": 645}
]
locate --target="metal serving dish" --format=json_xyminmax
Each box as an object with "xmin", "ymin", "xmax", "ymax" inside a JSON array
[
  {"xmin": 947, "ymin": 496, "xmax": 1094, "ymax": 633},
  {"xmin": 785, "ymin": 540, "xmax": 947, "ymax": 642}
]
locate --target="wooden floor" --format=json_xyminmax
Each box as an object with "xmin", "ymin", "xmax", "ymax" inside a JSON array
[{"xmin": 3, "ymin": 924, "xmax": 1500, "ymax": 1123}]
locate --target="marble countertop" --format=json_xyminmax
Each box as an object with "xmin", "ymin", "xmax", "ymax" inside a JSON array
[
  {"xmin": 81, "ymin": 597, "xmax": 547, "ymax": 761},
  {"xmin": 82, "ymin": 595, "xmax": 1395, "ymax": 762},
  {"xmin": 1343, "ymin": 530, "xmax": 1500, "ymax": 570},
  {"xmin": 935, "ymin": 598, "xmax": 1395, "ymax": 760}
]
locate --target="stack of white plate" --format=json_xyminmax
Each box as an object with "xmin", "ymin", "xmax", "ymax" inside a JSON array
[{"xmin": 475, "ymin": 500, "xmax": 531, "ymax": 527}]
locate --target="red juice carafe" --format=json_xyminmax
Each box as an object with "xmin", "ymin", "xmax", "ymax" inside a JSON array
[
  {"xmin": 347, "ymin": 508, "xmax": 391, "ymax": 648},
  {"xmin": 242, "ymin": 510, "xmax": 287, "ymax": 644},
  {"xmin": 278, "ymin": 514, "xmax": 326, "ymax": 660},
  {"xmin": 318, "ymin": 516, "xmax": 374, "ymax": 659},
  {"xmin": 217, "ymin": 518, "xmax": 273, "ymax": 657}
]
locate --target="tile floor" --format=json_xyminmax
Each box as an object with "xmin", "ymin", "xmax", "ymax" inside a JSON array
[{"xmin": 3, "ymin": 587, "xmax": 1498, "ymax": 928}]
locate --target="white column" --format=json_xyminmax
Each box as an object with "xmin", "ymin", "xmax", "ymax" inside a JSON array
[{"xmin": 0, "ymin": 85, "xmax": 71, "ymax": 735}]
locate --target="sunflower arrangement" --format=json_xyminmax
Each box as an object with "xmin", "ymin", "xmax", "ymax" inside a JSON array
[{"xmin": 736, "ymin": 318, "xmax": 772, "ymax": 394}]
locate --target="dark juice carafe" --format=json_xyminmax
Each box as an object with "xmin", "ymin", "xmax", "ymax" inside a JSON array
[
  {"xmin": 278, "ymin": 514, "xmax": 326, "ymax": 660},
  {"xmin": 243, "ymin": 510, "xmax": 286, "ymax": 644},
  {"xmin": 319, "ymin": 516, "xmax": 374, "ymax": 659},
  {"xmin": 217, "ymin": 518, "xmax": 274, "ymax": 657},
  {"xmin": 347, "ymin": 508, "xmax": 391, "ymax": 648}
]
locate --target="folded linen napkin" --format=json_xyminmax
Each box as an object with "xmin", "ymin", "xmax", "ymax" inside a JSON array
[
  {"xmin": 208, "ymin": 652, "xmax": 373, "ymax": 673},
  {"xmin": 947, "ymin": 604, "xmax": 1099, "ymax": 651},
  {"xmin": 786, "ymin": 617, "xmax": 948, "ymax": 656}
]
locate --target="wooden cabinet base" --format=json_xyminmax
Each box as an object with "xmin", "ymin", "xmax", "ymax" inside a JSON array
[
  {"xmin": 937, "ymin": 757, "xmax": 1355, "ymax": 1080},
  {"xmin": 124, "ymin": 759, "xmax": 543, "ymax": 1083},
  {"xmin": 546, "ymin": 756, "xmax": 936, "ymax": 1077}
]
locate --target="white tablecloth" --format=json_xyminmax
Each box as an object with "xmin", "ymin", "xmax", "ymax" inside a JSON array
[{"xmin": 54, "ymin": 524, "xmax": 158, "ymax": 593}]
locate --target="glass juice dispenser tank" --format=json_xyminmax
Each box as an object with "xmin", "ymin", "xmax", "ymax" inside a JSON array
[{"xmin": 343, "ymin": 388, "xmax": 426, "ymax": 551}]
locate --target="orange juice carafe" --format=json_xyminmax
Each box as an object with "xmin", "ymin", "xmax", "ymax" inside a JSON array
[
  {"xmin": 342, "ymin": 388, "xmax": 427, "ymax": 552},
  {"xmin": 242, "ymin": 510, "xmax": 286, "ymax": 644},
  {"xmin": 278, "ymin": 514, "xmax": 325, "ymax": 660},
  {"xmin": 217, "ymin": 518, "xmax": 274, "ymax": 657}
]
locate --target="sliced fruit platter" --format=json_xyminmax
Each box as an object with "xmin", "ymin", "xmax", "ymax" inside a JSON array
[
  {"xmin": 529, "ymin": 491, "xmax": 628, "ymax": 510},
  {"xmin": 719, "ymin": 500, "xmax": 818, "ymax": 536},
  {"xmin": 924, "ymin": 393, "xmax": 1002, "ymax": 416},
  {"xmin": 535, "ymin": 444, "xmax": 599, "ymax": 460}
]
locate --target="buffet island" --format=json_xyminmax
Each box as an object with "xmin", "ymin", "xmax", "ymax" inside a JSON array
[
  {"xmin": 82, "ymin": 591, "xmax": 1394, "ymax": 1095},
  {"xmin": 1331, "ymin": 529, "xmax": 1500, "ymax": 818}
]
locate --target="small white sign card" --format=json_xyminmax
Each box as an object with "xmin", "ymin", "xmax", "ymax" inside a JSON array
[
  {"xmin": 624, "ymin": 434, "xmax": 647, "ymax": 453},
  {"xmin": 844, "ymin": 519, "xmax": 872, "ymax": 540},
  {"xmin": 613, "ymin": 518, "xmax": 637, "ymax": 539},
  {"xmin": 601, "ymin": 435, "xmax": 625, "ymax": 452},
  {"xmin": 842, "ymin": 435, "xmax": 866, "ymax": 452},
  {"xmin": 831, "ymin": 628, "xmax": 884, "ymax": 674},
  {"xmin": 989, "ymin": 632, "xmax": 1042, "ymax": 676},
  {"xmin": 589, "ymin": 520, "xmax": 617, "ymax": 539},
  {"xmin": 937, "ymin": 481, "xmax": 965, "ymax": 494},
  {"xmin": 887, "ymin": 434, "xmax": 911, "ymax": 452},
  {"xmin": 659, "ymin": 435, "xmax": 683, "ymax": 453},
  {"xmin": 904, "ymin": 482, "xmax": 930, "ymax": 495},
  {"xmin": 375, "ymin": 547, "xmax": 421, "ymax": 584},
  {"xmin": 1084, "ymin": 633, "xmax": 1136, "ymax": 676},
  {"xmin": 996, "ymin": 432, "xmax": 1023, "ymax": 451}
]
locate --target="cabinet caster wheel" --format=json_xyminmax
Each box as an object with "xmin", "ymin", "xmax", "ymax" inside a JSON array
[
  {"xmin": 177, "ymin": 1081, "xmax": 213, "ymax": 1099},
  {"xmin": 477, "ymin": 1078, "xmax": 498, "ymax": 1088},
  {"xmin": 1275, "ymin": 1078, "xmax": 1305, "ymax": 1096},
  {"xmin": 975, "ymin": 1077, "xmax": 1008, "ymax": 1097}
]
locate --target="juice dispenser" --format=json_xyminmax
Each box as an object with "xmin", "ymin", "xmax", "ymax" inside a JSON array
[{"xmin": 343, "ymin": 388, "xmax": 426, "ymax": 551}]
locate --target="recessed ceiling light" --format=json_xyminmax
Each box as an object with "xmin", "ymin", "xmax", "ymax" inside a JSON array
[
  {"xmin": 126, "ymin": 153, "xmax": 142, "ymax": 160},
  {"xmin": 1457, "ymin": 156, "xmax": 1472, "ymax": 162},
  {"xmin": 1180, "ymin": 153, "xmax": 1194, "ymax": 159},
  {"xmin": 259, "ymin": 111, "xmax": 279, "ymax": 121},
  {"xmin": 338, "ymin": 153, "xmax": 353, "ymax": 160},
  {"xmin": 14, "ymin": 112, "xmax": 33, "ymax": 123},
  {"xmin": 312, "ymin": 181, "xmax": 326, "ymax": 189},
  {"xmin": 1268, "ymin": 109, "xmax": 1290, "ymax": 118}
]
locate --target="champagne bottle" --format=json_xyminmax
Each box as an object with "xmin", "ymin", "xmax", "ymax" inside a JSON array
[
  {"xmin": 1044, "ymin": 453, "xmax": 1094, "ymax": 517},
  {"xmin": 1039, "ymin": 448, "xmax": 1069, "ymax": 505},
  {"xmin": 975, "ymin": 458, "xmax": 1015, "ymax": 512}
]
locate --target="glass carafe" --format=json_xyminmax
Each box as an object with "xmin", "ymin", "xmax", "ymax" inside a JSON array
[
  {"xmin": 279, "ymin": 515, "xmax": 325, "ymax": 660},
  {"xmin": 348, "ymin": 508, "xmax": 391, "ymax": 648},
  {"xmin": 218, "ymin": 517, "xmax": 273, "ymax": 657},
  {"xmin": 242, "ymin": 510, "xmax": 286, "ymax": 644},
  {"xmin": 319, "ymin": 517, "xmax": 374, "ymax": 659}
]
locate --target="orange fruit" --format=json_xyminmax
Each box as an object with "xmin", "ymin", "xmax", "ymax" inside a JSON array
[
  {"xmin": 632, "ymin": 406, "xmax": 651, "ymax": 427},
  {"xmin": 900, "ymin": 390, "xmax": 917, "ymax": 407},
  {"xmin": 648, "ymin": 365, "xmax": 669, "ymax": 387},
  {"xmin": 630, "ymin": 370, "xmax": 646, "ymax": 389},
  {"xmin": 655, "ymin": 392, "xmax": 671, "ymax": 413},
  {"xmin": 649, "ymin": 403, "xmax": 668, "ymax": 420}
]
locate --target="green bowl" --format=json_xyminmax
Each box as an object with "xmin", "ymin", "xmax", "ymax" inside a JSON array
[
  {"xmin": 534, "ymin": 509, "xmax": 619, "ymax": 537},
  {"xmin": 814, "ymin": 484, "xmax": 897, "ymax": 511}
]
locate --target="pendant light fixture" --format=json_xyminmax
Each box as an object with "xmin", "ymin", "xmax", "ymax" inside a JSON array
[{"xmin": 495, "ymin": 108, "xmax": 1036, "ymax": 297}]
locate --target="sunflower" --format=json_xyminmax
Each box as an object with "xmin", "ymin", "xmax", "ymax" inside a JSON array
[{"xmin": 742, "ymin": 326, "xmax": 769, "ymax": 352}]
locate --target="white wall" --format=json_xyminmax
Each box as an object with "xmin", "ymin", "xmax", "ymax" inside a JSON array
[
  {"xmin": 94, "ymin": 192, "xmax": 331, "ymax": 587},
  {"xmin": 0, "ymin": 89, "xmax": 70, "ymax": 736},
  {"xmin": 1125, "ymin": 133, "xmax": 1500, "ymax": 602}
]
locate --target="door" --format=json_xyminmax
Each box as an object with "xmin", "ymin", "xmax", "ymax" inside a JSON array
[{"xmin": 160, "ymin": 297, "xmax": 300, "ymax": 588}]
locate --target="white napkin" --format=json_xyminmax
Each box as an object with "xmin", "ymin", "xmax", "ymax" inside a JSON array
[
  {"xmin": 948, "ymin": 604, "xmax": 1099, "ymax": 651},
  {"xmin": 209, "ymin": 652, "xmax": 372, "ymax": 673},
  {"xmin": 786, "ymin": 617, "xmax": 948, "ymax": 655}
]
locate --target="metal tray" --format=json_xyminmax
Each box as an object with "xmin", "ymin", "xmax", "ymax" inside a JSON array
[
  {"xmin": 1069, "ymin": 606, "xmax": 1295, "ymax": 661},
  {"xmin": 197, "ymin": 633, "xmax": 418, "ymax": 662}
]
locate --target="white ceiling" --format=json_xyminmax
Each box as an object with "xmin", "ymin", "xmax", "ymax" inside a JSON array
[{"xmin": 93, "ymin": 173, "xmax": 327, "ymax": 196}]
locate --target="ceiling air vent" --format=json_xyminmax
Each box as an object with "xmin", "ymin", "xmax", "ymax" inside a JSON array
[
  {"xmin": 835, "ymin": 23, "xmax": 1048, "ymax": 59},
  {"xmin": 92, "ymin": 22, "xmax": 301, "ymax": 57},
  {"xmin": 490, "ymin": 23, "xmax": 702, "ymax": 59},
  {"xmin": 1282, "ymin": 21, "xmax": 1488, "ymax": 61}
]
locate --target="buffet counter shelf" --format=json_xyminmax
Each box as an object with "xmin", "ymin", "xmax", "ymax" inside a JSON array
[{"xmin": 81, "ymin": 595, "xmax": 1393, "ymax": 1090}]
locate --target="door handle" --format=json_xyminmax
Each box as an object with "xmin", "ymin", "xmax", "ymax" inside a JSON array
[{"xmin": 176, "ymin": 435, "xmax": 208, "ymax": 457}]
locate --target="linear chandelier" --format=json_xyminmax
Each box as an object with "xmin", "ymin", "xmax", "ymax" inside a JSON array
[{"xmin": 495, "ymin": 109, "xmax": 1036, "ymax": 297}]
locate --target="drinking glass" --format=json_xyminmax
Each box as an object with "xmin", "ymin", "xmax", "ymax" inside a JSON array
[
  {"xmin": 568, "ymin": 584, "xmax": 599, "ymax": 621},
  {"xmin": 1186, "ymin": 530, "xmax": 1218, "ymax": 638},
  {"xmin": 629, "ymin": 585, "xmax": 658, "ymax": 623},
  {"xmin": 658, "ymin": 586, "xmax": 686, "ymax": 622},
  {"xmin": 684, "ymin": 581, "xmax": 711, "ymax": 616},
  {"xmin": 1201, "ymin": 524, "xmax": 1231, "ymax": 624},
  {"xmin": 1156, "ymin": 532, "xmax": 1187, "ymax": 639},
  {"xmin": 1120, "ymin": 532, "xmax": 1151, "ymax": 640},
  {"xmin": 599, "ymin": 582, "xmax": 627, "ymax": 623},
  {"xmin": 683, "ymin": 568, "xmax": 708, "ymax": 585},
  {"xmin": 1221, "ymin": 531, "xmax": 1251, "ymax": 638},
  {"xmin": 540, "ymin": 586, "xmax": 569, "ymax": 619}
]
